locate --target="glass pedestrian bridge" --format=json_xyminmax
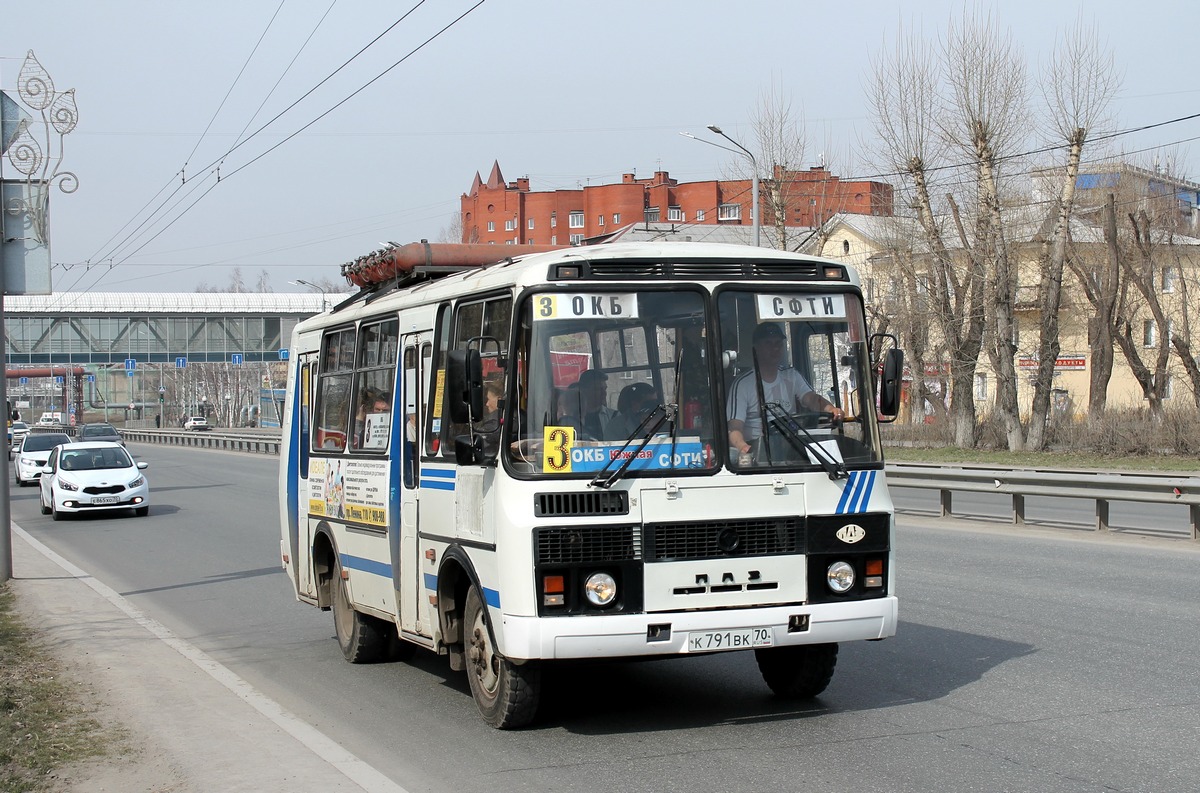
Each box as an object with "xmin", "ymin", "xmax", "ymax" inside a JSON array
[{"xmin": 2, "ymin": 291, "xmax": 344, "ymax": 428}]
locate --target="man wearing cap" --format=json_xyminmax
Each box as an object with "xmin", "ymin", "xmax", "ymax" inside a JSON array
[
  {"xmin": 727, "ymin": 322, "xmax": 843, "ymax": 458},
  {"xmin": 563, "ymin": 369, "xmax": 619, "ymax": 440},
  {"xmin": 608, "ymin": 381, "xmax": 661, "ymax": 438}
]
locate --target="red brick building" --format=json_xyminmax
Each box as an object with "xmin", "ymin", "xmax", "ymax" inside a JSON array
[{"xmin": 460, "ymin": 161, "xmax": 893, "ymax": 245}]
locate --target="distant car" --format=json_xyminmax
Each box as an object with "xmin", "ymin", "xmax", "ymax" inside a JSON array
[
  {"xmin": 14, "ymin": 432, "xmax": 72, "ymax": 486},
  {"xmin": 8, "ymin": 421, "xmax": 29, "ymax": 459},
  {"xmin": 184, "ymin": 416, "xmax": 211, "ymax": 431},
  {"xmin": 38, "ymin": 441, "xmax": 149, "ymax": 520},
  {"xmin": 78, "ymin": 422, "xmax": 124, "ymax": 445}
]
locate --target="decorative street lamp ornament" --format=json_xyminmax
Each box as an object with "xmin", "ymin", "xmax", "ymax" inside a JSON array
[{"xmin": 3, "ymin": 50, "xmax": 79, "ymax": 245}]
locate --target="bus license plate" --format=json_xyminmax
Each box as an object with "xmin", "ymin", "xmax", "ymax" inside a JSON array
[
  {"xmin": 687, "ymin": 627, "xmax": 774, "ymax": 652},
  {"xmin": 91, "ymin": 496, "xmax": 118, "ymax": 505}
]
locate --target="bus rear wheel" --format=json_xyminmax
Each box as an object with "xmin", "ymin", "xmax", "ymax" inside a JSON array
[
  {"xmin": 755, "ymin": 643, "xmax": 838, "ymax": 699},
  {"xmin": 463, "ymin": 585, "xmax": 540, "ymax": 729},
  {"xmin": 331, "ymin": 560, "xmax": 389, "ymax": 663}
]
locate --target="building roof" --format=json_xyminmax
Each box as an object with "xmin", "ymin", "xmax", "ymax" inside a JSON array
[{"xmin": 4, "ymin": 292, "xmax": 348, "ymax": 314}]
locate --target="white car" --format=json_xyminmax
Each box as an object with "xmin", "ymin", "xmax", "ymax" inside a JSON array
[
  {"xmin": 13, "ymin": 432, "xmax": 72, "ymax": 485},
  {"xmin": 39, "ymin": 441, "xmax": 150, "ymax": 520},
  {"xmin": 184, "ymin": 416, "xmax": 211, "ymax": 431}
]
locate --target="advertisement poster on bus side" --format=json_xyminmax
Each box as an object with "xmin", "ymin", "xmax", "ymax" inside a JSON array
[{"xmin": 307, "ymin": 458, "xmax": 390, "ymax": 527}]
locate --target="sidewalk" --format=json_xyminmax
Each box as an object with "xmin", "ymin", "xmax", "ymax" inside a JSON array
[{"xmin": 9, "ymin": 525, "xmax": 403, "ymax": 793}]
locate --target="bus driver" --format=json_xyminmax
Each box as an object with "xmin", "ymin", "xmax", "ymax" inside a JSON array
[{"xmin": 727, "ymin": 322, "xmax": 843, "ymax": 458}]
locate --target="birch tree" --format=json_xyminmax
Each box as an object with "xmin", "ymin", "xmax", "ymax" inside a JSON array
[{"xmin": 1025, "ymin": 18, "xmax": 1119, "ymax": 449}]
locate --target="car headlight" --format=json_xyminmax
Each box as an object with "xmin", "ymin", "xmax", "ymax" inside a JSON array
[
  {"xmin": 57, "ymin": 478, "xmax": 79, "ymax": 492},
  {"xmin": 826, "ymin": 561, "xmax": 855, "ymax": 593},
  {"xmin": 584, "ymin": 572, "xmax": 617, "ymax": 606},
  {"xmin": 128, "ymin": 476, "xmax": 144, "ymax": 488}
]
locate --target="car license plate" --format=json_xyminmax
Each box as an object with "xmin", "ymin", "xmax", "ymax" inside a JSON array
[
  {"xmin": 91, "ymin": 496, "xmax": 118, "ymax": 505},
  {"xmin": 687, "ymin": 627, "xmax": 774, "ymax": 652}
]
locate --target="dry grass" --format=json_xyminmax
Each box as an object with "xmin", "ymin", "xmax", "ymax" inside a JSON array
[
  {"xmin": 0, "ymin": 584, "xmax": 113, "ymax": 793},
  {"xmin": 883, "ymin": 405, "xmax": 1200, "ymax": 472}
]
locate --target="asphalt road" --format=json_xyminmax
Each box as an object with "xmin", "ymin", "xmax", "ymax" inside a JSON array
[{"xmin": 10, "ymin": 444, "xmax": 1200, "ymax": 792}]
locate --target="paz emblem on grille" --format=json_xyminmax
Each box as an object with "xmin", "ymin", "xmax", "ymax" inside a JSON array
[{"xmin": 836, "ymin": 524, "xmax": 866, "ymax": 544}]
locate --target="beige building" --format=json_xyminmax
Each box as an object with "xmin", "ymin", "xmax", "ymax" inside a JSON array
[{"xmin": 803, "ymin": 210, "xmax": 1200, "ymax": 421}]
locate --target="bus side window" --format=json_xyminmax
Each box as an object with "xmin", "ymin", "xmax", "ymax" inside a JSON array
[{"xmin": 314, "ymin": 328, "xmax": 356, "ymax": 452}]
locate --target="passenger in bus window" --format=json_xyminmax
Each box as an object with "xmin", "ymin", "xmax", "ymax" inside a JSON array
[
  {"xmin": 727, "ymin": 323, "xmax": 843, "ymax": 457},
  {"xmin": 560, "ymin": 369, "xmax": 617, "ymax": 440},
  {"xmin": 477, "ymin": 377, "xmax": 504, "ymax": 455},
  {"xmin": 608, "ymin": 382, "xmax": 660, "ymax": 439}
]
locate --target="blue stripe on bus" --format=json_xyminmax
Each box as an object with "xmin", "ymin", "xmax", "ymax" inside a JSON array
[
  {"xmin": 420, "ymin": 478, "xmax": 456, "ymax": 491},
  {"xmin": 852, "ymin": 470, "xmax": 876, "ymax": 513},
  {"xmin": 421, "ymin": 468, "xmax": 456, "ymax": 478},
  {"xmin": 483, "ymin": 587, "xmax": 501, "ymax": 608},
  {"xmin": 424, "ymin": 572, "xmax": 437, "ymax": 591},
  {"xmin": 339, "ymin": 553, "xmax": 392, "ymax": 578},
  {"xmin": 836, "ymin": 471, "xmax": 858, "ymax": 513}
]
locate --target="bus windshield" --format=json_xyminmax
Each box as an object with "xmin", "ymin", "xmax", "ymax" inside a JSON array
[
  {"xmin": 718, "ymin": 288, "xmax": 882, "ymax": 473},
  {"xmin": 506, "ymin": 288, "xmax": 717, "ymax": 477}
]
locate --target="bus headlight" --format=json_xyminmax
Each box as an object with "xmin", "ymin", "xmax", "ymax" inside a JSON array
[
  {"xmin": 584, "ymin": 572, "xmax": 617, "ymax": 606},
  {"xmin": 826, "ymin": 561, "xmax": 855, "ymax": 593}
]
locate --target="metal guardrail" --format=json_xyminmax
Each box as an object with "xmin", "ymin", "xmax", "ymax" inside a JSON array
[
  {"xmin": 112, "ymin": 428, "xmax": 1200, "ymax": 541},
  {"xmin": 887, "ymin": 463, "xmax": 1200, "ymax": 541},
  {"xmin": 120, "ymin": 428, "xmax": 281, "ymax": 455}
]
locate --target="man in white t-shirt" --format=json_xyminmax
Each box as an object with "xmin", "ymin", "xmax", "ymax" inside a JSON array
[{"xmin": 727, "ymin": 322, "xmax": 843, "ymax": 457}]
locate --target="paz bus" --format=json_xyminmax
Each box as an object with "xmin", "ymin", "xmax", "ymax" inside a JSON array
[{"xmin": 279, "ymin": 241, "xmax": 903, "ymax": 728}]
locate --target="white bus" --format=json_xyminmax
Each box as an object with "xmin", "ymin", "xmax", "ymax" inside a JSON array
[{"xmin": 279, "ymin": 241, "xmax": 904, "ymax": 728}]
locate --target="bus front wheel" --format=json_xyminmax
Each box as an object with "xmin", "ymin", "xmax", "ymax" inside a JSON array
[
  {"xmin": 755, "ymin": 643, "xmax": 838, "ymax": 699},
  {"xmin": 331, "ymin": 560, "xmax": 389, "ymax": 663},
  {"xmin": 463, "ymin": 585, "xmax": 540, "ymax": 729}
]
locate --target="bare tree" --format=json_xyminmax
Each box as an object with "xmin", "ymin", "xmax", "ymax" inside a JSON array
[
  {"xmin": 867, "ymin": 22, "xmax": 988, "ymax": 447},
  {"xmin": 438, "ymin": 211, "xmax": 467, "ymax": 243},
  {"xmin": 1066, "ymin": 193, "xmax": 1126, "ymax": 414},
  {"xmin": 1025, "ymin": 17, "xmax": 1119, "ymax": 449}
]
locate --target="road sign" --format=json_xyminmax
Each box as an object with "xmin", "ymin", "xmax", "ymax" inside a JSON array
[
  {"xmin": 231, "ymin": 353, "xmax": 243, "ymax": 365},
  {"xmin": 86, "ymin": 374, "xmax": 95, "ymax": 382},
  {"xmin": 69, "ymin": 406, "xmax": 75, "ymax": 414},
  {"xmin": 18, "ymin": 377, "xmax": 27, "ymax": 385},
  {"xmin": 279, "ymin": 348, "xmax": 289, "ymax": 361},
  {"xmin": 127, "ymin": 370, "xmax": 135, "ymax": 377},
  {"xmin": 175, "ymin": 357, "xmax": 187, "ymax": 368},
  {"xmin": 125, "ymin": 358, "xmax": 136, "ymax": 371},
  {"xmin": 159, "ymin": 386, "xmax": 166, "ymax": 394},
  {"xmin": 55, "ymin": 376, "xmax": 63, "ymax": 384}
]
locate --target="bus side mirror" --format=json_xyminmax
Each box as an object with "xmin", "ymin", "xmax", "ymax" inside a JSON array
[
  {"xmin": 878, "ymin": 348, "xmax": 903, "ymax": 418},
  {"xmin": 446, "ymin": 349, "xmax": 484, "ymax": 423}
]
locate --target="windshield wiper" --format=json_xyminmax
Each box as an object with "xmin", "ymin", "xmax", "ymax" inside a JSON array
[
  {"xmin": 761, "ymin": 401, "xmax": 846, "ymax": 480},
  {"xmin": 588, "ymin": 404, "xmax": 672, "ymax": 489}
]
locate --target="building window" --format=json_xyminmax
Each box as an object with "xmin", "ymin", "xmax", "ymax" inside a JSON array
[
  {"xmin": 974, "ymin": 374, "xmax": 988, "ymax": 401},
  {"xmin": 1163, "ymin": 266, "xmax": 1178, "ymax": 293},
  {"xmin": 718, "ymin": 203, "xmax": 741, "ymax": 221},
  {"xmin": 568, "ymin": 211, "xmax": 585, "ymax": 229},
  {"xmin": 1143, "ymin": 320, "xmax": 1156, "ymax": 347},
  {"xmin": 569, "ymin": 234, "xmax": 584, "ymax": 245},
  {"xmin": 528, "ymin": 218, "xmax": 535, "ymax": 230},
  {"xmin": 613, "ymin": 213, "xmax": 621, "ymax": 224},
  {"xmin": 644, "ymin": 207, "xmax": 660, "ymax": 223},
  {"xmin": 667, "ymin": 206, "xmax": 683, "ymax": 222},
  {"xmin": 1164, "ymin": 374, "xmax": 1173, "ymax": 400},
  {"xmin": 505, "ymin": 219, "xmax": 516, "ymax": 232},
  {"xmin": 696, "ymin": 209, "xmax": 705, "ymax": 222},
  {"xmin": 598, "ymin": 214, "xmax": 605, "ymax": 226},
  {"xmin": 551, "ymin": 235, "xmax": 557, "ymax": 245},
  {"xmin": 843, "ymin": 239, "xmax": 850, "ymax": 254},
  {"xmin": 550, "ymin": 212, "xmax": 557, "ymax": 228},
  {"xmin": 487, "ymin": 221, "xmax": 495, "ymax": 232}
]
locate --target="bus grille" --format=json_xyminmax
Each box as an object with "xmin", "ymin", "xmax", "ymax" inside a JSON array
[
  {"xmin": 535, "ymin": 491, "xmax": 629, "ymax": 517},
  {"xmin": 584, "ymin": 260, "xmax": 821, "ymax": 280},
  {"xmin": 535, "ymin": 525, "xmax": 641, "ymax": 564},
  {"xmin": 644, "ymin": 517, "xmax": 802, "ymax": 561}
]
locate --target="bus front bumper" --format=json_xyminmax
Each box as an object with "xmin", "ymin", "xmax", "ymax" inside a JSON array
[{"xmin": 497, "ymin": 596, "xmax": 897, "ymax": 660}]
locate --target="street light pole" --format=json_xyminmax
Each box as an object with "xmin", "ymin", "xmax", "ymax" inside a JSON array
[
  {"xmin": 292, "ymin": 279, "xmax": 329, "ymax": 311},
  {"xmin": 705, "ymin": 125, "xmax": 759, "ymax": 247}
]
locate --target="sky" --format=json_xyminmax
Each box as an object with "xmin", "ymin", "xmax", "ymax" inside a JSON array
[{"xmin": 1, "ymin": 0, "xmax": 1197, "ymax": 294}]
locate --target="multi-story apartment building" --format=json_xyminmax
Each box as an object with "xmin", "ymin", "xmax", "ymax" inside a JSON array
[{"xmin": 460, "ymin": 161, "xmax": 893, "ymax": 246}]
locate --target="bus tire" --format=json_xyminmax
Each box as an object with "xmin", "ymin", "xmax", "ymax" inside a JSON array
[
  {"xmin": 464, "ymin": 585, "xmax": 540, "ymax": 729},
  {"xmin": 755, "ymin": 642, "xmax": 838, "ymax": 699},
  {"xmin": 331, "ymin": 560, "xmax": 389, "ymax": 664}
]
